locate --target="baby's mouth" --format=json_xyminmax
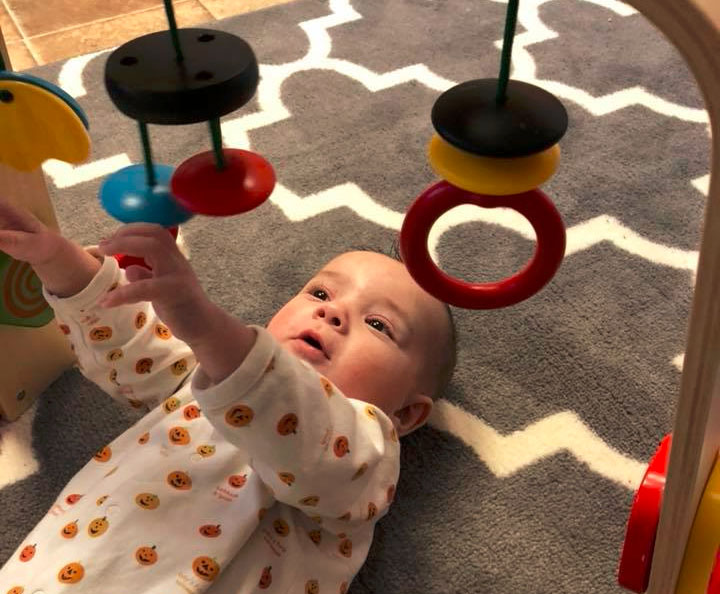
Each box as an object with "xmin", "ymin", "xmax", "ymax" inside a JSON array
[{"xmin": 296, "ymin": 332, "xmax": 330, "ymax": 359}]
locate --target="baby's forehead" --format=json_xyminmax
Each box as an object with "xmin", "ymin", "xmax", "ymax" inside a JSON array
[{"xmin": 313, "ymin": 251, "xmax": 446, "ymax": 318}]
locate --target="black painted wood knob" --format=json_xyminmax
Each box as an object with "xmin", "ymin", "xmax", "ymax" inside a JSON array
[
  {"xmin": 105, "ymin": 28, "xmax": 259, "ymax": 125},
  {"xmin": 431, "ymin": 79, "xmax": 568, "ymax": 158}
]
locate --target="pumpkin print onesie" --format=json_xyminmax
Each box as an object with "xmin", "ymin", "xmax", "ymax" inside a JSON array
[{"xmin": 0, "ymin": 252, "xmax": 401, "ymax": 594}]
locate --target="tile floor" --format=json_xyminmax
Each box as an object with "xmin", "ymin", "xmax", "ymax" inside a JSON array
[{"xmin": 0, "ymin": 0, "xmax": 293, "ymax": 70}]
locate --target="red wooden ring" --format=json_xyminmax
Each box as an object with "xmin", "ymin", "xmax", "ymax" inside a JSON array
[
  {"xmin": 399, "ymin": 181, "xmax": 566, "ymax": 309},
  {"xmin": 617, "ymin": 434, "xmax": 672, "ymax": 592}
]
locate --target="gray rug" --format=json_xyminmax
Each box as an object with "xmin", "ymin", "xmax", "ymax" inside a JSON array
[{"xmin": 0, "ymin": 0, "xmax": 710, "ymax": 592}]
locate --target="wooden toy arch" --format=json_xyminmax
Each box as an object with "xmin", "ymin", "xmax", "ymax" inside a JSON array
[{"xmin": 628, "ymin": 0, "xmax": 720, "ymax": 591}]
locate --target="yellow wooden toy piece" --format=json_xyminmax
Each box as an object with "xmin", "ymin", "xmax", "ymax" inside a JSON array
[
  {"xmin": 428, "ymin": 133, "xmax": 560, "ymax": 196},
  {"xmin": 0, "ymin": 80, "xmax": 90, "ymax": 172},
  {"xmin": 675, "ymin": 454, "xmax": 720, "ymax": 594}
]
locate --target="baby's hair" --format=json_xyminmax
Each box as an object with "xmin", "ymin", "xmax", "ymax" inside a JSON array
[{"xmin": 346, "ymin": 240, "xmax": 458, "ymax": 401}]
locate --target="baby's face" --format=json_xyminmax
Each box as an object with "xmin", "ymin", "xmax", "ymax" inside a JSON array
[{"xmin": 266, "ymin": 251, "xmax": 447, "ymax": 430}]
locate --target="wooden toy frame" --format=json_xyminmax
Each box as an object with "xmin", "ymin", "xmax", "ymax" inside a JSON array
[
  {"xmin": 0, "ymin": 33, "xmax": 75, "ymax": 422},
  {"xmin": 0, "ymin": 0, "xmax": 718, "ymax": 590}
]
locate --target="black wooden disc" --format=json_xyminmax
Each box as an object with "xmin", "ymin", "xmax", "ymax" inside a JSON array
[
  {"xmin": 105, "ymin": 28, "xmax": 258, "ymax": 125},
  {"xmin": 431, "ymin": 79, "xmax": 568, "ymax": 157}
]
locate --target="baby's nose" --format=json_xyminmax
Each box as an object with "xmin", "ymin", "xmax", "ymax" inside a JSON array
[{"xmin": 315, "ymin": 304, "xmax": 346, "ymax": 328}]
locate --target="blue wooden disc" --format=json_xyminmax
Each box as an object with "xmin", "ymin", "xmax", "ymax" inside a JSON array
[
  {"xmin": 100, "ymin": 164, "xmax": 194, "ymax": 226},
  {"xmin": 431, "ymin": 79, "xmax": 568, "ymax": 158}
]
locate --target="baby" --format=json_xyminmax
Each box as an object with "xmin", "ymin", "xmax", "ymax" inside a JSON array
[{"xmin": 0, "ymin": 198, "xmax": 455, "ymax": 594}]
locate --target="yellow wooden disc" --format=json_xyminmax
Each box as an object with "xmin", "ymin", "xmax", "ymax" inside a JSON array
[
  {"xmin": 675, "ymin": 454, "xmax": 720, "ymax": 594},
  {"xmin": 428, "ymin": 133, "xmax": 560, "ymax": 195},
  {"xmin": 0, "ymin": 80, "xmax": 90, "ymax": 172}
]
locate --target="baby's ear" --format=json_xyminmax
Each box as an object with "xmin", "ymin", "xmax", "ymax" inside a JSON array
[{"xmin": 393, "ymin": 395, "xmax": 433, "ymax": 437}]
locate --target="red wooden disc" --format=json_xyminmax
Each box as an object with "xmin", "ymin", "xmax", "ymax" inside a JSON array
[
  {"xmin": 617, "ymin": 434, "xmax": 672, "ymax": 592},
  {"xmin": 170, "ymin": 149, "xmax": 275, "ymax": 216},
  {"xmin": 114, "ymin": 226, "xmax": 178, "ymax": 271}
]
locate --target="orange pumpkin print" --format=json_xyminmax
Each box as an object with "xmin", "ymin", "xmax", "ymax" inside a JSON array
[
  {"xmin": 106, "ymin": 348, "xmax": 123, "ymax": 362},
  {"xmin": 367, "ymin": 502, "xmax": 378, "ymax": 520},
  {"xmin": 168, "ymin": 426, "xmax": 190, "ymax": 445},
  {"xmin": 338, "ymin": 538, "xmax": 352, "ymax": 558},
  {"xmin": 6, "ymin": 586, "xmax": 24, "ymax": 594},
  {"xmin": 138, "ymin": 432, "xmax": 150, "ymax": 445},
  {"xmin": 127, "ymin": 397, "xmax": 144, "ymax": 409},
  {"xmin": 93, "ymin": 445, "xmax": 112, "ymax": 462},
  {"xmin": 259, "ymin": 566, "xmax": 272, "ymax": 589},
  {"xmin": 277, "ymin": 413, "xmax": 298, "ymax": 435},
  {"xmin": 65, "ymin": 493, "xmax": 83, "ymax": 505},
  {"xmin": 278, "ymin": 471, "xmax": 295, "ymax": 486},
  {"xmin": 135, "ymin": 492, "xmax": 160, "ymax": 509},
  {"xmin": 365, "ymin": 404, "xmax": 378, "ymax": 420},
  {"xmin": 228, "ymin": 474, "xmax": 247, "ymax": 488},
  {"xmin": 167, "ymin": 470, "xmax": 192, "ymax": 490},
  {"xmin": 154, "ymin": 323, "xmax": 172, "ymax": 340},
  {"xmin": 340, "ymin": 582, "xmax": 348, "ymax": 594},
  {"xmin": 18, "ymin": 544, "xmax": 35, "ymax": 562},
  {"xmin": 87, "ymin": 516, "xmax": 109, "ymax": 537},
  {"xmin": 273, "ymin": 518, "xmax": 290, "ymax": 537},
  {"xmin": 135, "ymin": 357, "xmax": 154, "ymax": 374},
  {"xmin": 89, "ymin": 326, "xmax": 113, "ymax": 341},
  {"xmin": 183, "ymin": 404, "xmax": 201, "ymax": 420},
  {"xmin": 96, "ymin": 495, "xmax": 108, "ymax": 506},
  {"xmin": 57, "ymin": 561, "xmax": 85, "ymax": 584},
  {"xmin": 58, "ymin": 323, "xmax": 70, "ymax": 335},
  {"xmin": 109, "ymin": 369, "xmax": 119, "ymax": 385},
  {"xmin": 299, "ymin": 495, "xmax": 320, "ymax": 507},
  {"xmin": 333, "ymin": 436, "xmax": 350, "ymax": 457},
  {"xmin": 171, "ymin": 358, "xmax": 188, "ymax": 376},
  {"xmin": 320, "ymin": 376, "xmax": 334, "ymax": 397},
  {"xmin": 225, "ymin": 404, "xmax": 254, "ymax": 427},
  {"xmin": 192, "ymin": 556, "xmax": 220, "ymax": 582},
  {"xmin": 352, "ymin": 462, "xmax": 369, "ymax": 481},
  {"xmin": 306, "ymin": 579, "xmax": 320, "ymax": 594},
  {"xmin": 308, "ymin": 529, "xmax": 322, "ymax": 545},
  {"xmin": 197, "ymin": 444, "xmax": 215, "ymax": 457},
  {"xmin": 134, "ymin": 312, "xmax": 147, "ymax": 329},
  {"xmin": 387, "ymin": 484, "xmax": 396, "ymax": 504},
  {"xmin": 135, "ymin": 545, "xmax": 158, "ymax": 566},
  {"xmin": 163, "ymin": 396, "xmax": 181, "ymax": 413},
  {"xmin": 199, "ymin": 524, "xmax": 222, "ymax": 538},
  {"xmin": 61, "ymin": 520, "xmax": 78, "ymax": 539}
]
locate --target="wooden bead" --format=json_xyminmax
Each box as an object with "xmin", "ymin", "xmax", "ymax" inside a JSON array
[
  {"xmin": 431, "ymin": 78, "xmax": 568, "ymax": 158},
  {"xmin": 104, "ymin": 28, "xmax": 259, "ymax": 125},
  {"xmin": 170, "ymin": 149, "xmax": 275, "ymax": 216},
  {"xmin": 0, "ymin": 80, "xmax": 90, "ymax": 172},
  {"xmin": 428, "ymin": 133, "xmax": 560, "ymax": 195}
]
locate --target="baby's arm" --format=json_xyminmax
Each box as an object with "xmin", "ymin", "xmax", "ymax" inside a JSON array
[
  {"xmin": 191, "ymin": 328, "xmax": 401, "ymax": 529},
  {"xmin": 0, "ymin": 199, "xmax": 197, "ymax": 408}
]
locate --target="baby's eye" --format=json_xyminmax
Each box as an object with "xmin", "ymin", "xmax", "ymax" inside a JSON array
[
  {"xmin": 310, "ymin": 288, "xmax": 329, "ymax": 300},
  {"xmin": 366, "ymin": 318, "xmax": 393, "ymax": 339}
]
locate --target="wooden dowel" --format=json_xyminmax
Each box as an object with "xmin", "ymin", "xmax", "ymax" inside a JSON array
[{"xmin": 625, "ymin": 0, "xmax": 720, "ymax": 592}]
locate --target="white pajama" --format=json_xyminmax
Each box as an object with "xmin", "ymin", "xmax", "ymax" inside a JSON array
[{"xmin": 0, "ymin": 253, "xmax": 400, "ymax": 594}]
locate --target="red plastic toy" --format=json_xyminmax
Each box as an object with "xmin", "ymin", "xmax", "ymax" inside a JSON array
[
  {"xmin": 399, "ymin": 181, "xmax": 566, "ymax": 309},
  {"xmin": 618, "ymin": 434, "xmax": 672, "ymax": 592}
]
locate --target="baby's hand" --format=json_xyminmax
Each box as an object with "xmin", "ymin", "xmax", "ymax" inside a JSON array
[
  {"xmin": 0, "ymin": 197, "xmax": 67, "ymax": 266},
  {"xmin": 97, "ymin": 224, "xmax": 215, "ymax": 346}
]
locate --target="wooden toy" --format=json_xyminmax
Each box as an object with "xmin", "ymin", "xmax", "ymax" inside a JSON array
[
  {"xmin": 0, "ymin": 29, "xmax": 76, "ymax": 421},
  {"xmin": 399, "ymin": 0, "xmax": 568, "ymax": 310}
]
